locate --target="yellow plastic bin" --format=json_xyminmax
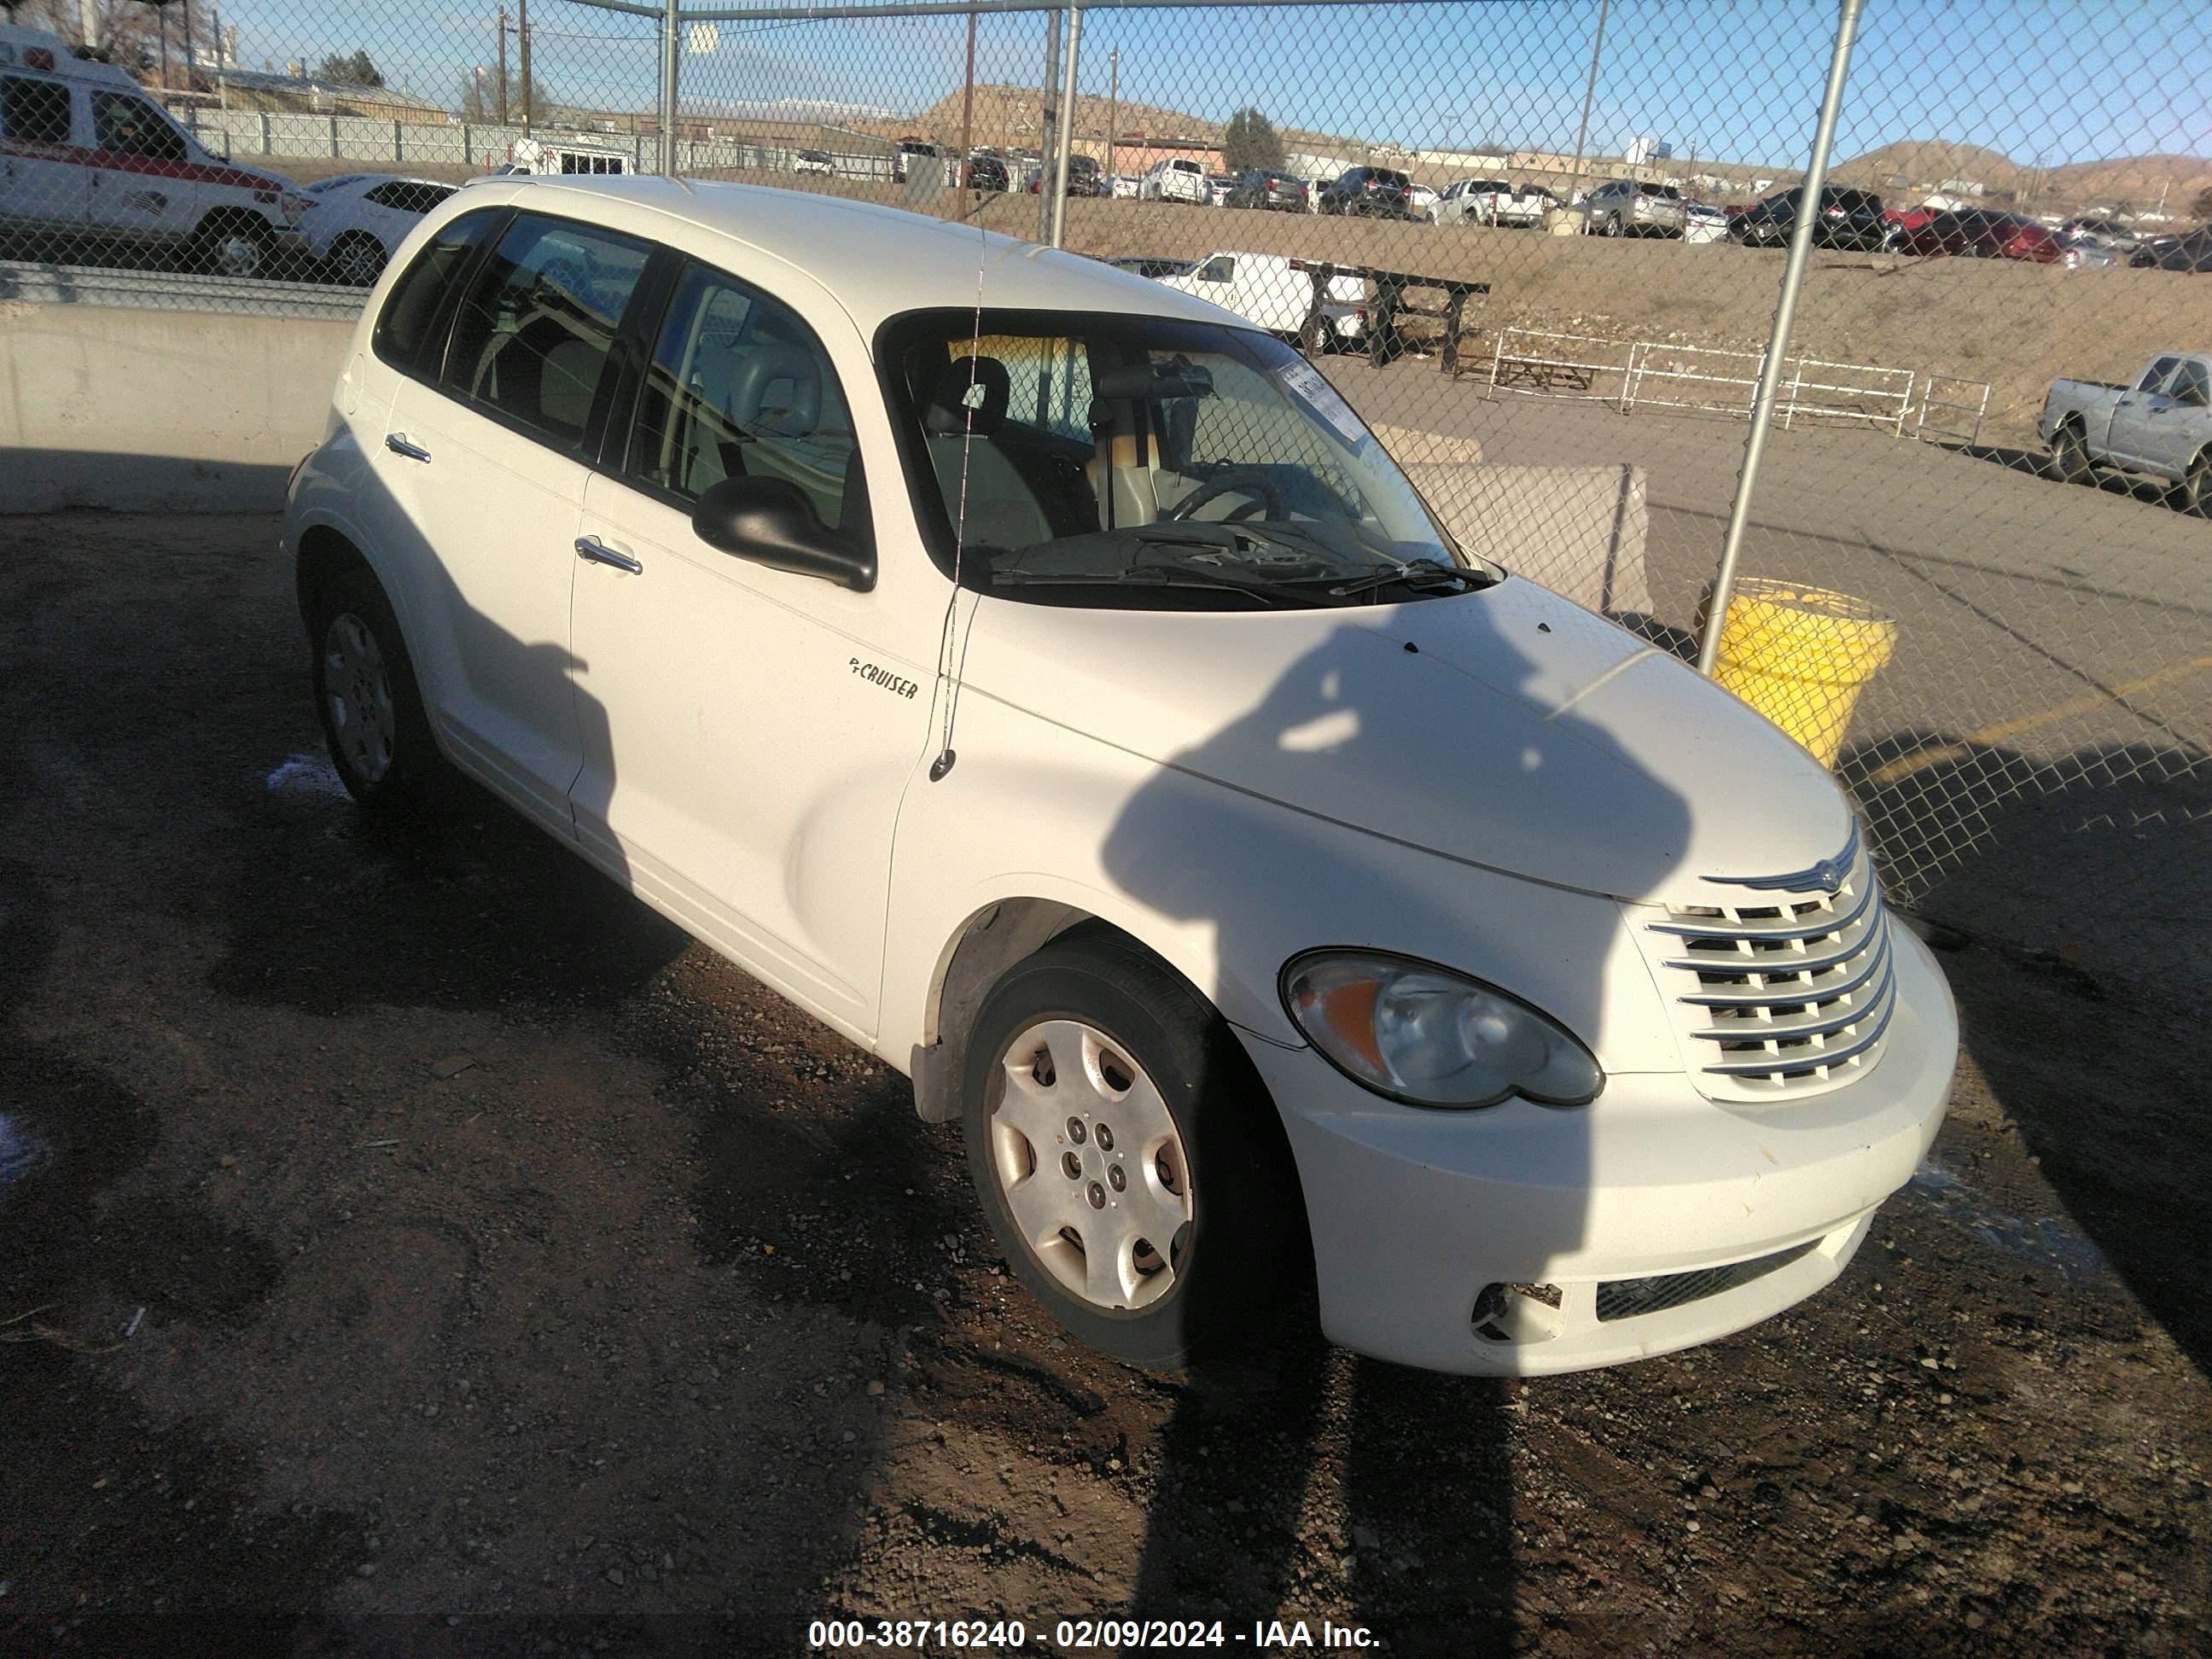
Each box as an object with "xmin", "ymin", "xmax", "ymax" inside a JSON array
[{"xmin": 1705, "ymin": 579, "xmax": 1896, "ymax": 768}]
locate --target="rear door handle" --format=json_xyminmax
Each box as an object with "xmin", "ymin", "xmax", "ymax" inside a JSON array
[
  {"xmin": 575, "ymin": 535, "xmax": 643, "ymax": 574},
  {"xmin": 385, "ymin": 434, "xmax": 432, "ymax": 463}
]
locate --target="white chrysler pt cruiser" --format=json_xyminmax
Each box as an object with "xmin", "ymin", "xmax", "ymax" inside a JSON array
[{"xmin": 284, "ymin": 179, "xmax": 1955, "ymax": 1376}]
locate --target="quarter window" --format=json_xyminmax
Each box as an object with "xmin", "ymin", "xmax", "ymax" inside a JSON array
[
  {"xmin": 624, "ymin": 263, "xmax": 861, "ymax": 533},
  {"xmin": 441, "ymin": 213, "xmax": 650, "ymax": 450},
  {"xmin": 372, "ymin": 207, "xmax": 498, "ymax": 372},
  {"xmin": 1, "ymin": 76, "xmax": 73, "ymax": 146}
]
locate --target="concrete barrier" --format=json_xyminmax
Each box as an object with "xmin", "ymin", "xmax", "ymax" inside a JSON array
[
  {"xmin": 1402, "ymin": 460, "xmax": 1652, "ymax": 620},
  {"xmin": 0, "ymin": 302, "xmax": 352, "ymax": 513}
]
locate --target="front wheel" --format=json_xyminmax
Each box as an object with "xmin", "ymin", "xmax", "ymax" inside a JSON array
[
  {"xmin": 310, "ymin": 567, "xmax": 439, "ymax": 809},
  {"xmin": 193, "ymin": 217, "xmax": 270, "ymax": 278},
  {"xmin": 1604, "ymin": 213, "xmax": 1624, "ymax": 237},
  {"xmin": 330, "ymin": 231, "xmax": 387, "ymax": 288},
  {"xmin": 961, "ymin": 931, "xmax": 1307, "ymax": 1371}
]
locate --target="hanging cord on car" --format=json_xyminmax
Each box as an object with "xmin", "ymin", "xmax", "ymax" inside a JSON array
[{"xmin": 928, "ymin": 225, "xmax": 991, "ymax": 784}]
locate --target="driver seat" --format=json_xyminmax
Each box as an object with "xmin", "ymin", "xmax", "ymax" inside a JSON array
[{"xmin": 922, "ymin": 354, "xmax": 1059, "ymax": 552}]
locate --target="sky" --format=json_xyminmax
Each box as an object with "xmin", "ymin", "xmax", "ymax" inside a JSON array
[{"xmin": 219, "ymin": 0, "xmax": 2211, "ymax": 171}]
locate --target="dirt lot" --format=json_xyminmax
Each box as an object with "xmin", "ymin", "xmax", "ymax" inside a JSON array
[{"xmin": 1, "ymin": 508, "xmax": 2207, "ymax": 1655}]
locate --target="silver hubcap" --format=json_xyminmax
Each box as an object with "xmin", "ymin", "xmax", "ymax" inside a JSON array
[
  {"xmin": 323, "ymin": 612, "xmax": 396, "ymax": 783},
  {"xmin": 987, "ymin": 1019, "xmax": 1193, "ymax": 1313},
  {"xmin": 215, "ymin": 233, "xmax": 262, "ymax": 276},
  {"xmin": 338, "ymin": 241, "xmax": 381, "ymax": 283}
]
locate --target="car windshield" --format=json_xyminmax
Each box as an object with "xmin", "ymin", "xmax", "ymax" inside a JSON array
[{"xmin": 882, "ymin": 310, "xmax": 1497, "ymax": 610}]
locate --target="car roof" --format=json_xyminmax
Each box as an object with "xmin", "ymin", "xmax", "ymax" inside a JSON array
[{"xmin": 430, "ymin": 178, "xmax": 1232, "ymax": 334}]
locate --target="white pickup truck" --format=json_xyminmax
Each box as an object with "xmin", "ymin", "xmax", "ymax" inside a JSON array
[
  {"xmin": 2040, "ymin": 351, "xmax": 2212, "ymax": 515},
  {"xmin": 1155, "ymin": 249, "xmax": 1366, "ymax": 347}
]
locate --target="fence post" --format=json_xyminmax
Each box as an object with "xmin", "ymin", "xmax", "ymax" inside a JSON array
[
  {"xmin": 659, "ymin": 0, "xmax": 680, "ymax": 177},
  {"xmin": 393, "ymin": 119, "xmax": 404, "ymax": 162},
  {"xmin": 259, "ymin": 111, "xmax": 271, "ymax": 155},
  {"xmin": 1049, "ymin": 7, "xmax": 1082, "ymax": 248},
  {"xmin": 1697, "ymin": 0, "xmax": 1866, "ymax": 676},
  {"xmin": 1036, "ymin": 9, "xmax": 1062, "ymax": 243},
  {"xmin": 329, "ymin": 115, "xmax": 340, "ymax": 159}
]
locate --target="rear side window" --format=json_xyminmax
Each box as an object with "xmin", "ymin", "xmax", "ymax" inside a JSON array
[
  {"xmin": 1, "ymin": 76, "xmax": 73, "ymax": 145},
  {"xmin": 365, "ymin": 181, "xmax": 454, "ymax": 214},
  {"xmin": 2138, "ymin": 356, "xmax": 2180, "ymax": 393},
  {"xmin": 373, "ymin": 208, "xmax": 499, "ymax": 372},
  {"xmin": 2169, "ymin": 360, "xmax": 2209, "ymax": 408},
  {"xmin": 440, "ymin": 212, "xmax": 651, "ymax": 450},
  {"xmin": 624, "ymin": 262, "xmax": 861, "ymax": 532}
]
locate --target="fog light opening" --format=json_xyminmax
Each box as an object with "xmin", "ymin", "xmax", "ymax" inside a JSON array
[{"xmin": 1471, "ymin": 1282, "xmax": 1566, "ymax": 1345}]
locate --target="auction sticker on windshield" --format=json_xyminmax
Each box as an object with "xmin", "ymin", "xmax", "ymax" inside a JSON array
[{"xmin": 1271, "ymin": 359, "xmax": 1370, "ymax": 448}]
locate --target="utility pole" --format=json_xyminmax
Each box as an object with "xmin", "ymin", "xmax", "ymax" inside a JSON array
[
  {"xmin": 1104, "ymin": 45, "xmax": 1118, "ymax": 187},
  {"xmin": 497, "ymin": 9, "xmax": 509, "ymax": 125},
  {"xmin": 78, "ymin": 0, "xmax": 98, "ymax": 51},
  {"xmin": 953, "ymin": 9, "xmax": 976, "ymax": 221},
  {"xmin": 1565, "ymin": 0, "xmax": 1610, "ymax": 215},
  {"xmin": 518, "ymin": 0, "xmax": 533, "ymax": 131}
]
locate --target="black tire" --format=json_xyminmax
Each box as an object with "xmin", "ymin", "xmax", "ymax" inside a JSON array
[
  {"xmin": 308, "ymin": 566, "xmax": 439, "ymax": 810},
  {"xmin": 1604, "ymin": 213, "xmax": 1624, "ymax": 238},
  {"xmin": 960, "ymin": 929, "xmax": 1308, "ymax": 1371},
  {"xmin": 2050, "ymin": 423, "xmax": 2093, "ymax": 486}
]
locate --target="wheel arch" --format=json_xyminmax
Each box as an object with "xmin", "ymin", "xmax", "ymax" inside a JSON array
[
  {"xmin": 294, "ymin": 522, "xmax": 374, "ymax": 632},
  {"xmin": 909, "ymin": 895, "xmax": 1219, "ymax": 1124}
]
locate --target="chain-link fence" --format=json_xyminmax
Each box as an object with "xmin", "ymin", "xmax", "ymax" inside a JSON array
[{"xmin": 3, "ymin": 0, "xmax": 2207, "ymax": 979}]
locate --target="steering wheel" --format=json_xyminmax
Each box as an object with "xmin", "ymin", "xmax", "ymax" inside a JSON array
[{"xmin": 1162, "ymin": 469, "xmax": 1285, "ymax": 522}]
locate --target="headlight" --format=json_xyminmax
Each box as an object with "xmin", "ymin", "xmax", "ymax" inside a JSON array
[{"xmin": 1282, "ymin": 951, "xmax": 1603, "ymax": 1109}]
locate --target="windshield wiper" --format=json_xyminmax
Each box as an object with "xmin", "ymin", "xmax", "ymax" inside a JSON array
[
  {"xmin": 990, "ymin": 562, "xmax": 1314, "ymax": 606},
  {"xmin": 1327, "ymin": 557, "xmax": 1484, "ymax": 599}
]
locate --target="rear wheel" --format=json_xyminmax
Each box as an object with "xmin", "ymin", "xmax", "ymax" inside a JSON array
[
  {"xmin": 1604, "ymin": 212, "xmax": 1624, "ymax": 238},
  {"xmin": 2050, "ymin": 424, "xmax": 2093, "ymax": 486},
  {"xmin": 961, "ymin": 930, "xmax": 1307, "ymax": 1371},
  {"xmin": 330, "ymin": 231, "xmax": 387, "ymax": 287},
  {"xmin": 192, "ymin": 216, "xmax": 270, "ymax": 278},
  {"xmin": 309, "ymin": 566, "xmax": 439, "ymax": 810},
  {"xmin": 2180, "ymin": 453, "xmax": 2211, "ymax": 518}
]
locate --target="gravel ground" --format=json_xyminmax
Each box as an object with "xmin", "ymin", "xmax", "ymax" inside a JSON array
[{"xmin": 1, "ymin": 509, "xmax": 2207, "ymax": 1656}]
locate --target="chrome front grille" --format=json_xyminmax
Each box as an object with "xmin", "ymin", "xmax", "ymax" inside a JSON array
[{"xmin": 1644, "ymin": 828, "xmax": 1896, "ymax": 1100}]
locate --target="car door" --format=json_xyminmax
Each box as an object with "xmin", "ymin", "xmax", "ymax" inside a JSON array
[
  {"xmin": 2138, "ymin": 358, "xmax": 2209, "ymax": 476},
  {"xmin": 84, "ymin": 87, "xmax": 200, "ymax": 247},
  {"xmin": 569, "ymin": 256, "xmax": 936, "ymax": 1033},
  {"xmin": 1, "ymin": 73, "xmax": 87, "ymax": 234},
  {"xmin": 371, "ymin": 208, "xmax": 652, "ymax": 831},
  {"xmin": 2107, "ymin": 356, "xmax": 2180, "ymax": 469}
]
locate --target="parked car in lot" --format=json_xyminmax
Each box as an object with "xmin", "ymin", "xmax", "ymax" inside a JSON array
[
  {"xmin": 792, "ymin": 149, "xmax": 835, "ymax": 177},
  {"xmin": 1318, "ymin": 166, "xmax": 1415, "ymax": 218},
  {"xmin": 2128, "ymin": 228, "xmax": 2212, "ymax": 272},
  {"xmin": 287, "ymin": 178, "xmax": 1955, "ymax": 1377},
  {"xmin": 1097, "ymin": 253, "xmax": 1194, "ymax": 278},
  {"xmin": 1461, "ymin": 179, "xmax": 1557, "ymax": 229},
  {"xmin": 891, "ymin": 137, "xmax": 943, "ymax": 185},
  {"xmin": 1107, "ymin": 172, "xmax": 1140, "ymax": 199},
  {"xmin": 1206, "ymin": 173, "xmax": 1237, "ymax": 207},
  {"xmin": 1224, "ymin": 169, "xmax": 1309, "ymax": 212},
  {"xmin": 492, "ymin": 136, "xmax": 635, "ymax": 178},
  {"xmin": 1899, "ymin": 209, "xmax": 2064, "ymax": 262},
  {"xmin": 0, "ymin": 21, "xmax": 311, "ymax": 276},
  {"xmin": 1027, "ymin": 154, "xmax": 1106, "ymax": 197},
  {"xmin": 1137, "ymin": 155, "xmax": 1207, "ymax": 204},
  {"xmin": 1406, "ymin": 182, "xmax": 1439, "ymax": 222},
  {"xmin": 298, "ymin": 173, "xmax": 457, "ymax": 286},
  {"xmin": 1155, "ymin": 247, "xmax": 1367, "ymax": 346},
  {"xmin": 2058, "ymin": 215, "xmax": 2134, "ymax": 254},
  {"xmin": 1726, "ymin": 186, "xmax": 1887, "ymax": 251},
  {"xmin": 1682, "ymin": 201, "xmax": 1729, "ymax": 244},
  {"xmin": 962, "ymin": 154, "xmax": 1010, "ymax": 192},
  {"xmin": 1582, "ymin": 178, "xmax": 1686, "ymax": 238},
  {"xmin": 2041, "ymin": 351, "xmax": 2212, "ymax": 512}
]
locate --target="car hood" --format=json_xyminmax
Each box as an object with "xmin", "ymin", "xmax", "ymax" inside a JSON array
[{"xmin": 961, "ymin": 576, "xmax": 1854, "ymax": 904}]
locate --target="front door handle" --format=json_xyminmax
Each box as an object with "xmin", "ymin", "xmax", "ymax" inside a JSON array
[
  {"xmin": 575, "ymin": 535, "xmax": 643, "ymax": 574},
  {"xmin": 385, "ymin": 434, "xmax": 432, "ymax": 463}
]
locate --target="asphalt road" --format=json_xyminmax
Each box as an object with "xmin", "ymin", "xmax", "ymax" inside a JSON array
[{"xmin": 0, "ymin": 509, "xmax": 2208, "ymax": 1656}]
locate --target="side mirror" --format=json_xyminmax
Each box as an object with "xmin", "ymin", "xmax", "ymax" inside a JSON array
[{"xmin": 692, "ymin": 474, "xmax": 875, "ymax": 591}]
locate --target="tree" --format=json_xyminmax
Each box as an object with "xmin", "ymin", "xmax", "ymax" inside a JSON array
[
  {"xmin": 1222, "ymin": 107, "xmax": 1285, "ymax": 175},
  {"xmin": 460, "ymin": 66, "xmax": 550, "ymax": 125},
  {"xmin": 316, "ymin": 50, "xmax": 385, "ymax": 89},
  {"xmin": 15, "ymin": 0, "xmax": 217, "ymax": 90}
]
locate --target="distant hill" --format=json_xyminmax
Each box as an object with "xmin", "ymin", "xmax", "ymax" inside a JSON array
[{"xmin": 1828, "ymin": 139, "xmax": 2022, "ymax": 190}]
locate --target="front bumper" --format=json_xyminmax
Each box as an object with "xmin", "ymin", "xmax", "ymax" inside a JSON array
[{"xmin": 1240, "ymin": 928, "xmax": 1958, "ymax": 1375}]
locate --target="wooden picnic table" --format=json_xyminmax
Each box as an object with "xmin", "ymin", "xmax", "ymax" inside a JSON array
[{"xmin": 1289, "ymin": 259, "xmax": 1491, "ymax": 376}]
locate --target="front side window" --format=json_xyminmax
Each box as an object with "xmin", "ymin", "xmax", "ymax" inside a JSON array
[
  {"xmin": 1195, "ymin": 255, "xmax": 1234, "ymax": 283},
  {"xmin": 625, "ymin": 262, "xmax": 860, "ymax": 533},
  {"xmin": 372, "ymin": 207, "xmax": 500, "ymax": 371},
  {"xmin": 90, "ymin": 90, "xmax": 185, "ymax": 160},
  {"xmin": 881, "ymin": 310, "xmax": 1496, "ymax": 610},
  {"xmin": 1, "ymin": 76, "xmax": 73, "ymax": 146},
  {"xmin": 441, "ymin": 212, "xmax": 649, "ymax": 449},
  {"xmin": 2138, "ymin": 356, "xmax": 2180, "ymax": 393}
]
